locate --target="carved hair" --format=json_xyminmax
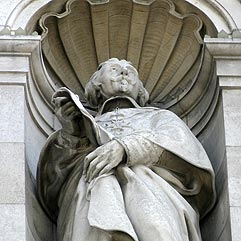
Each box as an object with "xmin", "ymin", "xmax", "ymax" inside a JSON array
[{"xmin": 85, "ymin": 58, "xmax": 149, "ymax": 108}]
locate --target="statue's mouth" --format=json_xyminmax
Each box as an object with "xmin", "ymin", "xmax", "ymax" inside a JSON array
[{"xmin": 119, "ymin": 84, "xmax": 128, "ymax": 92}]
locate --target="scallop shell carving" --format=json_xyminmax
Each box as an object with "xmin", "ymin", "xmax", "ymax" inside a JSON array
[{"xmin": 38, "ymin": 0, "xmax": 217, "ymax": 132}]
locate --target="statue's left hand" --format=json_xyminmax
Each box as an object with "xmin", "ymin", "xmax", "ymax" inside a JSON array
[{"xmin": 83, "ymin": 140, "xmax": 126, "ymax": 182}]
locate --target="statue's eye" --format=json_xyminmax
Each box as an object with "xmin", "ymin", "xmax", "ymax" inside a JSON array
[
  {"xmin": 112, "ymin": 67, "xmax": 116, "ymax": 71},
  {"xmin": 128, "ymin": 71, "xmax": 134, "ymax": 75}
]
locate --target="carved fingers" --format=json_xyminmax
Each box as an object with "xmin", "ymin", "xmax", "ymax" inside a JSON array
[
  {"xmin": 83, "ymin": 140, "xmax": 126, "ymax": 182},
  {"xmin": 52, "ymin": 89, "xmax": 82, "ymax": 135},
  {"xmin": 57, "ymin": 99, "xmax": 81, "ymax": 120}
]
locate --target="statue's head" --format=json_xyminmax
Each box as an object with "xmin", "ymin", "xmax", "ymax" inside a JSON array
[{"xmin": 85, "ymin": 58, "xmax": 149, "ymax": 108}]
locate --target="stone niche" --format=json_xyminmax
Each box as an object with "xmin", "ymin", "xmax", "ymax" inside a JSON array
[{"xmin": 24, "ymin": 0, "xmax": 231, "ymax": 240}]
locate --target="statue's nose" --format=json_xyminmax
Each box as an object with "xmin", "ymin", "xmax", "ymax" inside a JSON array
[{"xmin": 120, "ymin": 67, "xmax": 128, "ymax": 75}]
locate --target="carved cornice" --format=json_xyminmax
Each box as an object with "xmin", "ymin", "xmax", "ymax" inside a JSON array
[
  {"xmin": 205, "ymin": 37, "xmax": 241, "ymax": 59},
  {"xmin": 0, "ymin": 35, "xmax": 40, "ymax": 53},
  {"xmin": 205, "ymin": 37, "xmax": 241, "ymax": 89}
]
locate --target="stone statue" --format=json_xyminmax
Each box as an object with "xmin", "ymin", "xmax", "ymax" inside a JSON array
[{"xmin": 37, "ymin": 58, "xmax": 216, "ymax": 241}]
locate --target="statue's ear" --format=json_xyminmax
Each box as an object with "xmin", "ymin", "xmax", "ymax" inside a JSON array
[{"xmin": 137, "ymin": 83, "xmax": 149, "ymax": 106}]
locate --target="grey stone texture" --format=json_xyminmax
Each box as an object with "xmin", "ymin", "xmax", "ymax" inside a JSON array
[
  {"xmin": 0, "ymin": 73, "xmax": 26, "ymax": 84},
  {"xmin": 0, "ymin": 56, "xmax": 28, "ymax": 72},
  {"xmin": 219, "ymin": 76, "xmax": 241, "ymax": 88},
  {"xmin": 230, "ymin": 207, "xmax": 241, "ymax": 241},
  {"xmin": 25, "ymin": 109, "xmax": 47, "ymax": 178},
  {"xmin": 0, "ymin": 0, "xmax": 22, "ymax": 29},
  {"xmin": 0, "ymin": 204, "xmax": 25, "ymax": 241},
  {"xmin": 222, "ymin": 90, "xmax": 241, "ymax": 146},
  {"xmin": 199, "ymin": 97, "xmax": 231, "ymax": 241},
  {"xmin": 227, "ymin": 147, "xmax": 241, "ymax": 207},
  {"xmin": 226, "ymin": 147, "xmax": 241, "ymax": 241},
  {"xmin": 0, "ymin": 85, "xmax": 24, "ymax": 143},
  {"xmin": 0, "ymin": 143, "xmax": 24, "ymax": 203},
  {"xmin": 0, "ymin": 51, "xmax": 28, "ymax": 240},
  {"xmin": 217, "ymin": 59, "xmax": 241, "ymax": 76},
  {"xmin": 207, "ymin": 40, "xmax": 241, "ymax": 241},
  {"xmin": 26, "ymin": 165, "xmax": 55, "ymax": 241}
]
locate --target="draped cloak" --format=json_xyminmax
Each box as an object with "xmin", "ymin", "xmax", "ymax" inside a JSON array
[{"xmin": 37, "ymin": 92, "xmax": 216, "ymax": 241}]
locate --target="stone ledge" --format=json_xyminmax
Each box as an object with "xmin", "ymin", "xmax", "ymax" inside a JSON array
[
  {"xmin": 205, "ymin": 37, "xmax": 241, "ymax": 58},
  {"xmin": 0, "ymin": 72, "xmax": 26, "ymax": 85},
  {"xmin": 0, "ymin": 55, "xmax": 29, "ymax": 72},
  {"xmin": 216, "ymin": 59, "xmax": 241, "ymax": 77},
  {"xmin": 219, "ymin": 77, "xmax": 241, "ymax": 89},
  {"xmin": 0, "ymin": 35, "xmax": 40, "ymax": 54}
]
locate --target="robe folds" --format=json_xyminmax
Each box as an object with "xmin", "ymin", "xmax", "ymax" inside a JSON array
[{"xmin": 37, "ymin": 94, "xmax": 216, "ymax": 241}]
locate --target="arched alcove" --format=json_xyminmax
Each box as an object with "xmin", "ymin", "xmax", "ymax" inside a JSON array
[{"xmin": 12, "ymin": 0, "xmax": 232, "ymax": 240}]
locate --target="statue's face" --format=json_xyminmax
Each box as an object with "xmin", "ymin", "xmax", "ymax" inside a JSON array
[{"xmin": 99, "ymin": 60, "xmax": 140, "ymax": 100}]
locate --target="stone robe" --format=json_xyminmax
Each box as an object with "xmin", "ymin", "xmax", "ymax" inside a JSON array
[{"xmin": 37, "ymin": 93, "xmax": 216, "ymax": 241}]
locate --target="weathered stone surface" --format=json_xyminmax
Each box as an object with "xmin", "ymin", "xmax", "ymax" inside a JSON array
[
  {"xmin": 215, "ymin": 0, "xmax": 241, "ymax": 28},
  {"xmin": 218, "ymin": 219, "xmax": 232, "ymax": 241},
  {"xmin": 198, "ymin": 97, "xmax": 230, "ymax": 240},
  {"xmin": 217, "ymin": 59, "xmax": 241, "ymax": 76},
  {"xmin": 0, "ymin": 0, "xmax": 22, "ymax": 27},
  {"xmin": 0, "ymin": 204, "xmax": 25, "ymax": 241},
  {"xmin": 230, "ymin": 207, "xmax": 241, "ymax": 241},
  {"xmin": 0, "ymin": 85, "xmax": 24, "ymax": 143},
  {"xmin": 205, "ymin": 38, "xmax": 241, "ymax": 57},
  {"xmin": 26, "ymin": 165, "xmax": 55, "ymax": 241},
  {"xmin": 219, "ymin": 76, "xmax": 241, "ymax": 88},
  {"xmin": 0, "ymin": 73, "xmax": 26, "ymax": 84},
  {"xmin": 0, "ymin": 143, "xmax": 24, "ymax": 203},
  {"xmin": 222, "ymin": 89, "xmax": 241, "ymax": 146},
  {"xmin": 0, "ymin": 56, "xmax": 28, "ymax": 72},
  {"xmin": 26, "ymin": 222, "xmax": 37, "ymax": 241},
  {"xmin": 226, "ymin": 147, "xmax": 241, "ymax": 206},
  {"xmin": 25, "ymin": 109, "xmax": 47, "ymax": 178},
  {"xmin": 200, "ymin": 178, "xmax": 231, "ymax": 241}
]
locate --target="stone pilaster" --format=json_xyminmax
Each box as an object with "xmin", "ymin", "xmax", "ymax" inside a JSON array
[
  {"xmin": 0, "ymin": 36, "xmax": 39, "ymax": 241},
  {"xmin": 206, "ymin": 37, "xmax": 241, "ymax": 241}
]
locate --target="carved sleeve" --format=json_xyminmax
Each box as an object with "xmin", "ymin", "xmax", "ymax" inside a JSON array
[
  {"xmin": 116, "ymin": 134, "xmax": 164, "ymax": 167},
  {"xmin": 56, "ymin": 130, "xmax": 90, "ymax": 149}
]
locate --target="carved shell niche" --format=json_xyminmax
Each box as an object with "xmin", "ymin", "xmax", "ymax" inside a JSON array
[{"xmin": 39, "ymin": 0, "xmax": 217, "ymax": 133}]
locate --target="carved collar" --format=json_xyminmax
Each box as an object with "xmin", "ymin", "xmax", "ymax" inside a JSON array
[{"xmin": 96, "ymin": 96, "xmax": 141, "ymax": 116}]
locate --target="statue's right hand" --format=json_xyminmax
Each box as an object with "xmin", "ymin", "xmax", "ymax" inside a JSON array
[{"xmin": 52, "ymin": 89, "xmax": 82, "ymax": 136}]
